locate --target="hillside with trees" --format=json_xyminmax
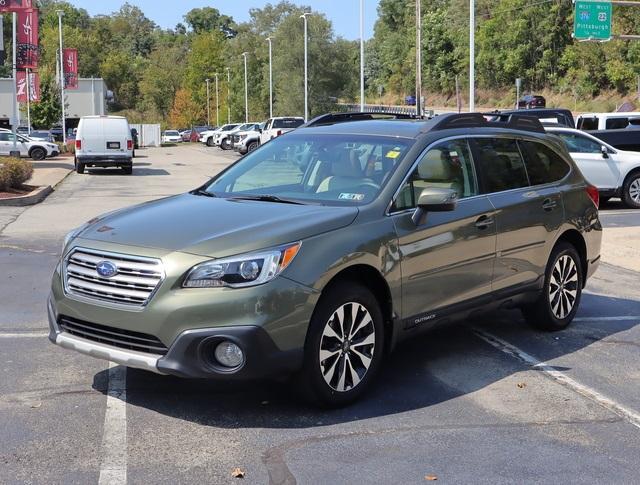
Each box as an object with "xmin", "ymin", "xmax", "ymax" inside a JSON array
[{"xmin": 3, "ymin": 0, "xmax": 640, "ymax": 126}]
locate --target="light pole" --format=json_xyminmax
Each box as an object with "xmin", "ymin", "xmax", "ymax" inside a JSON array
[
  {"xmin": 415, "ymin": 0, "xmax": 422, "ymax": 117},
  {"xmin": 10, "ymin": 11, "xmax": 18, "ymax": 156},
  {"xmin": 300, "ymin": 12, "xmax": 311, "ymax": 121},
  {"xmin": 360, "ymin": 0, "xmax": 365, "ymax": 111},
  {"xmin": 242, "ymin": 52, "xmax": 249, "ymax": 123},
  {"xmin": 469, "ymin": 0, "xmax": 475, "ymax": 112},
  {"xmin": 215, "ymin": 73, "xmax": 219, "ymax": 127},
  {"xmin": 226, "ymin": 67, "xmax": 231, "ymax": 124},
  {"xmin": 205, "ymin": 78, "xmax": 210, "ymax": 126},
  {"xmin": 266, "ymin": 37, "xmax": 273, "ymax": 118},
  {"xmin": 57, "ymin": 10, "xmax": 66, "ymax": 145}
]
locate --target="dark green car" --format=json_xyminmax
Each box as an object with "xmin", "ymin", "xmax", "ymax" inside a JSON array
[{"xmin": 49, "ymin": 113, "xmax": 602, "ymax": 406}]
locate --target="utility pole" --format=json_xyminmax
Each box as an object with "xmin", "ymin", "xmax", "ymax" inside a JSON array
[
  {"xmin": 11, "ymin": 12, "xmax": 18, "ymax": 156},
  {"xmin": 26, "ymin": 68, "xmax": 31, "ymax": 135},
  {"xmin": 215, "ymin": 73, "xmax": 219, "ymax": 127},
  {"xmin": 360, "ymin": 0, "xmax": 365, "ymax": 111},
  {"xmin": 301, "ymin": 12, "xmax": 311, "ymax": 121},
  {"xmin": 226, "ymin": 67, "xmax": 231, "ymax": 124},
  {"xmin": 57, "ymin": 10, "xmax": 66, "ymax": 145},
  {"xmin": 266, "ymin": 37, "xmax": 273, "ymax": 118},
  {"xmin": 205, "ymin": 78, "xmax": 210, "ymax": 126},
  {"xmin": 469, "ymin": 0, "xmax": 475, "ymax": 112},
  {"xmin": 415, "ymin": 0, "xmax": 422, "ymax": 117},
  {"xmin": 242, "ymin": 52, "xmax": 249, "ymax": 123}
]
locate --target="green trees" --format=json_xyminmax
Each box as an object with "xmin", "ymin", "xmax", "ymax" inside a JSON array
[{"xmin": 29, "ymin": 69, "xmax": 62, "ymax": 129}]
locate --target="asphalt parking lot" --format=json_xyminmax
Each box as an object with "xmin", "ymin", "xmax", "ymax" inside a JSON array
[{"xmin": 1, "ymin": 145, "xmax": 639, "ymax": 484}]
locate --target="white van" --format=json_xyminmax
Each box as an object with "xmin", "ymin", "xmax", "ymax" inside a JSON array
[
  {"xmin": 75, "ymin": 116, "xmax": 134, "ymax": 174},
  {"xmin": 576, "ymin": 112, "xmax": 640, "ymax": 131}
]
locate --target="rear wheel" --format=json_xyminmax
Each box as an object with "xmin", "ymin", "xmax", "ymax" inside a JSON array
[
  {"xmin": 30, "ymin": 147, "xmax": 46, "ymax": 161},
  {"xmin": 298, "ymin": 281, "xmax": 384, "ymax": 407},
  {"xmin": 522, "ymin": 242, "xmax": 583, "ymax": 331},
  {"xmin": 75, "ymin": 160, "xmax": 85, "ymax": 174},
  {"xmin": 622, "ymin": 171, "xmax": 640, "ymax": 209},
  {"xmin": 122, "ymin": 165, "xmax": 133, "ymax": 175}
]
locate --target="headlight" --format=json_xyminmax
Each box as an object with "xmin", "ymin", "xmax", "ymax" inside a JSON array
[{"xmin": 183, "ymin": 242, "xmax": 301, "ymax": 288}]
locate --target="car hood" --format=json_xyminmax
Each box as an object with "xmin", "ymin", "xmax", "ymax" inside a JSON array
[
  {"xmin": 614, "ymin": 149, "xmax": 640, "ymax": 160},
  {"xmin": 79, "ymin": 194, "xmax": 359, "ymax": 258}
]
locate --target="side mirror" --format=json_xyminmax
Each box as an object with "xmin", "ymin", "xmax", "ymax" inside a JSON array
[
  {"xmin": 601, "ymin": 145, "xmax": 610, "ymax": 159},
  {"xmin": 412, "ymin": 187, "xmax": 458, "ymax": 225}
]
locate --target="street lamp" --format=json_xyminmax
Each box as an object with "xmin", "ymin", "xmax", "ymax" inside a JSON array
[
  {"xmin": 360, "ymin": 0, "xmax": 365, "ymax": 111},
  {"xmin": 300, "ymin": 12, "xmax": 312, "ymax": 121},
  {"xmin": 214, "ymin": 73, "xmax": 219, "ymax": 127},
  {"xmin": 226, "ymin": 67, "xmax": 231, "ymax": 124},
  {"xmin": 205, "ymin": 78, "xmax": 210, "ymax": 126},
  {"xmin": 415, "ymin": 0, "xmax": 422, "ymax": 117},
  {"xmin": 242, "ymin": 52, "xmax": 249, "ymax": 123},
  {"xmin": 266, "ymin": 37, "xmax": 273, "ymax": 118},
  {"xmin": 57, "ymin": 10, "xmax": 66, "ymax": 145}
]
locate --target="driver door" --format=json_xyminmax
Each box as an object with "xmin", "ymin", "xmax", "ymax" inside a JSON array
[{"xmin": 390, "ymin": 138, "xmax": 497, "ymax": 328}]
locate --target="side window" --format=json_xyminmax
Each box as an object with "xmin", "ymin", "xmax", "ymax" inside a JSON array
[
  {"xmin": 393, "ymin": 139, "xmax": 478, "ymax": 211},
  {"xmin": 605, "ymin": 117, "xmax": 629, "ymax": 130},
  {"xmin": 520, "ymin": 141, "xmax": 570, "ymax": 186},
  {"xmin": 0, "ymin": 133, "xmax": 15, "ymax": 142},
  {"xmin": 578, "ymin": 117, "xmax": 598, "ymax": 130},
  {"xmin": 472, "ymin": 138, "xmax": 529, "ymax": 193},
  {"xmin": 557, "ymin": 133, "xmax": 602, "ymax": 153}
]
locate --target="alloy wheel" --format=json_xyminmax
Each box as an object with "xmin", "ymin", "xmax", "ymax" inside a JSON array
[
  {"xmin": 549, "ymin": 255, "xmax": 579, "ymax": 319},
  {"xmin": 319, "ymin": 302, "xmax": 375, "ymax": 392},
  {"xmin": 629, "ymin": 177, "xmax": 640, "ymax": 204}
]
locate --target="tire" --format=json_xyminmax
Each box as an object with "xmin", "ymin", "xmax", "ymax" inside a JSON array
[
  {"xmin": 30, "ymin": 147, "xmax": 46, "ymax": 161},
  {"xmin": 221, "ymin": 138, "xmax": 231, "ymax": 150},
  {"xmin": 622, "ymin": 171, "xmax": 640, "ymax": 209},
  {"xmin": 521, "ymin": 242, "xmax": 583, "ymax": 331},
  {"xmin": 247, "ymin": 141, "xmax": 259, "ymax": 152},
  {"xmin": 297, "ymin": 281, "xmax": 384, "ymax": 407},
  {"xmin": 206, "ymin": 137, "xmax": 214, "ymax": 147},
  {"xmin": 122, "ymin": 165, "xmax": 132, "ymax": 175},
  {"xmin": 76, "ymin": 161, "xmax": 85, "ymax": 174}
]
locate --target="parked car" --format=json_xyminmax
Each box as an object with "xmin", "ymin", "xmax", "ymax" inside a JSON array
[
  {"xmin": 51, "ymin": 112, "xmax": 601, "ymax": 406},
  {"xmin": 259, "ymin": 117, "xmax": 305, "ymax": 145},
  {"xmin": 0, "ymin": 128, "xmax": 59, "ymax": 160},
  {"xmin": 162, "ymin": 130, "xmax": 182, "ymax": 144},
  {"xmin": 518, "ymin": 94, "xmax": 546, "ymax": 109},
  {"xmin": 218, "ymin": 123, "xmax": 259, "ymax": 150},
  {"xmin": 233, "ymin": 123, "xmax": 265, "ymax": 154},
  {"xmin": 405, "ymin": 95, "xmax": 416, "ymax": 106},
  {"xmin": 181, "ymin": 130, "xmax": 192, "ymax": 142},
  {"xmin": 576, "ymin": 112, "xmax": 640, "ymax": 152},
  {"xmin": 28, "ymin": 130, "xmax": 55, "ymax": 143},
  {"xmin": 201, "ymin": 124, "xmax": 239, "ymax": 147},
  {"xmin": 492, "ymin": 108, "xmax": 574, "ymax": 128},
  {"xmin": 49, "ymin": 125, "xmax": 64, "ymax": 142},
  {"xmin": 546, "ymin": 125, "xmax": 640, "ymax": 208},
  {"xmin": 74, "ymin": 116, "xmax": 134, "ymax": 174},
  {"xmin": 16, "ymin": 126, "xmax": 31, "ymax": 135}
]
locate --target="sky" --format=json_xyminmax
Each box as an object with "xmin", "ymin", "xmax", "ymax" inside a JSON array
[{"xmin": 68, "ymin": 1, "xmax": 381, "ymax": 40}]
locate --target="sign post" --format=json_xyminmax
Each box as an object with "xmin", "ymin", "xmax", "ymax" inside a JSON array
[
  {"xmin": 574, "ymin": 0, "xmax": 612, "ymax": 40},
  {"xmin": 515, "ymin": 78, "xmax": 522, "ymax": 109}
]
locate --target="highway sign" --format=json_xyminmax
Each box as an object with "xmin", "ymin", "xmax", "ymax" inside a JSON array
[{"xmin": 574, "ymin": 1, "xmax": 612, "ymax": 40}]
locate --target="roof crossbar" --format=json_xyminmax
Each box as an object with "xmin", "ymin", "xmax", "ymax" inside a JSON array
[{"xmin": 425, "ymin": 112, "xmax": 545, "ymax": 134}]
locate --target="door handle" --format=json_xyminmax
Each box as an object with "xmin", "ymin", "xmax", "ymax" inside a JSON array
[
  {"xmin": 475, "ymin": 215, "xmax": 494, "ymax": 229},
  {"xmin": 542, "ymin": 199, "xmax": 557, "ymax": 212}
]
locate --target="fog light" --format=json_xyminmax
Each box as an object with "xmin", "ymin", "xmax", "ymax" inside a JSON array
[{"xmin": 214, "ymin": 341, "xmax": 244, "ymax": 368}]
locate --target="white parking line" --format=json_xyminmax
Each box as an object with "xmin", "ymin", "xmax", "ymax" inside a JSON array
[
  {"xmin": 0, "ymin": 332, "xmax": 48, "ymax": 338},
  {"xmin": 98, "ymin": 363, "xmax": 127, "ymax": 485},
  {"xmin": 574, "ymin": 316, "xmax": 639, "ymax": 322},
  {"xmin": 473, "ymin": 328, "xmax": 640, "ymax": 430}
]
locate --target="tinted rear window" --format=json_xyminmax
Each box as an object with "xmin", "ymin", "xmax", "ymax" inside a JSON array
[
  {"xmin": 520, "ymin": 141, "xmax": 570, "ymax": 185},
  {"xmin": 605, "ymin": 117, "xmax": 629, "ymax": 130},
  {"xmin": 472, "ymin": 138, "xmax": 530, "ymax": 193},
  {"xmin": 273, "ymin": 119, "xmax": 304, "ymax": 129},
  {"xmin": 578, "ymin": 117, "xmax": 598, "ymax": 130}
]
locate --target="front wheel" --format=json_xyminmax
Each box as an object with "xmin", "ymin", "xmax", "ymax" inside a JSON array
[
  {"xmin": 298, "ymin": 282, "xmax": 384, "ymax": 407},
  {"xmin": 206, "ymin": 137, "xmax": 214, "ymax": 147},
  {"xmin": 221, "ymin": 138, "xmax": 231, "ymax": 150},
  {"xmin": 522, "ymin": 242, "xmax": 583, "ymax": 331},
  {"xmin": 247, "ymin": 141, "xmax": 259, "ymax": 152},
  {"xmin": 622, "ymin": 172, "xmax": 640, "ymax": 209}
]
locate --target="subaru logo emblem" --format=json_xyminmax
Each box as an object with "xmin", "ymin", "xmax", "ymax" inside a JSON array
[{"xmin": 96, "ymin": 261, "xmax": 118, "ymax": 278}]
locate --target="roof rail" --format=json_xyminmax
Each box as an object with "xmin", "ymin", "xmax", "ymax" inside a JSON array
[
  {"xmin": 303, "ymin": 111, "xmax": 422, "ymax": 127},
  {"xmin": 424, "ymin": 112, "xmax": 545, "ymax": 134}
]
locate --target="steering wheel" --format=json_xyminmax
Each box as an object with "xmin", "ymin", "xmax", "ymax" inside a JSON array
[{"xmin": 356, "ymin": 181, "xmax": 381, "ymax": 191}]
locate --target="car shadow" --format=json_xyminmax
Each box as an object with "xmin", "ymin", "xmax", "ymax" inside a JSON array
[
  {"xmin": 93, "ymin": 292, "xmax": 639, "ymax": 427},
  {"xmin": 84, "ymin": 167, "xmax": 169, "ymax": 176}
]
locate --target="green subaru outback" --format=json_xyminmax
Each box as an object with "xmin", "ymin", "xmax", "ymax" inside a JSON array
[{"xmin": 49, "ymin": 113, "xmax": 602, "ymax": 406}]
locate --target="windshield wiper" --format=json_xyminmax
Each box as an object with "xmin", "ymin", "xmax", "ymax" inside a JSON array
[
  {"xmin": 192, "ymin": 188, "xmax": 217, "ymax": 197},
  {"xmin": 228, "ymin": 194, "xmax": 307, "ymax": 205}
]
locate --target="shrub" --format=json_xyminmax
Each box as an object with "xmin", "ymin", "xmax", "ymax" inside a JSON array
[{"xmin": 0, "ymin": 158, "xmax": 34, "ymax": 191}]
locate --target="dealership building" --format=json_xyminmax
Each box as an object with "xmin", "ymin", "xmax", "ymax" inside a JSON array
[{"xmin": 0, "ymin": 78, "xmax": 109, "ymax": 130}]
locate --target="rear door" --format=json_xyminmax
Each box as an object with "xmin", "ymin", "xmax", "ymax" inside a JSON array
[
  {"xmin": 392, "ymin": 138, "xmax": 497, "ymax": 326},
  {"xmin": 471, "ymin": 137, "xmax": 564, "ymax": 292},
  {"xmin": 103, "ymin": 119, "xmax": 129, "ymax": 156}
]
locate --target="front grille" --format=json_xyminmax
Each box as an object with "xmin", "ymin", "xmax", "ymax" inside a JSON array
[
  {"xmin": 59, "ymin": 315, "xmax": 168, "ymax": 355},
  {"xmin": 64, "ymin": 248, "xmax": 164, "ymax": 308}
]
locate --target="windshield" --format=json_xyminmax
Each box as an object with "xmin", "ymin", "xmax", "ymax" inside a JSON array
[
  {"xmin": 203, "ymin": 133, "xmax": 413, "ymax": 205},
  {"xmin": 221, "ymin": 125, "xmax": 238, "ymax": 131}
]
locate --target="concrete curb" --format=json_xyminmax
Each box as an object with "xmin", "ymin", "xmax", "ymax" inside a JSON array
[{"xmin": 0, "ymin": 185, "xmax": 53, "ymax": 207}]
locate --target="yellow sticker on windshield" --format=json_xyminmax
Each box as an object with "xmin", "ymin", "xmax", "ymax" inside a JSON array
[{"xmin": 386, "ymin": 150, "xmax": 401, "ymax": 159}]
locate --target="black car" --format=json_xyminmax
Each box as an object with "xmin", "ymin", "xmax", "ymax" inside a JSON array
[
  {"xmin": 518, "ymin": 95, "xmax": 546, "ymax": 109},
  {"xmin": 492, "ymin": 108, "xmax": 574, "ymax": 128}
]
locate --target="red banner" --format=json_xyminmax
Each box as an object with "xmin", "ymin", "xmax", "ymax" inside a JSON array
[
  {"xmin": 16, "ymin": 8, "xmax": 39, "ymax": 69},
  {"xmin": 0, "ymin": 0, "xmax": 33, "ymax": 12},
  {"xmin": 63, "ymin": 48, "xmax": 78, "ymax": 90},
  {"xmin": 16, "ymin": 70, "xmax": 39, "ymax": 103}
]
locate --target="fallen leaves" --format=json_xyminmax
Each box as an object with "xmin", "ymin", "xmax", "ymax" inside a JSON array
[
  {"xmin": 425, "ymin": 475, "xmax": 438, "ymax": 481},
  {"xmin": 517, "ymin": 382, "xmax": 527, "ymax": 389},
  {"xmin": 231, "ymin": 467, "xmax": 245, "ymax": 479}
]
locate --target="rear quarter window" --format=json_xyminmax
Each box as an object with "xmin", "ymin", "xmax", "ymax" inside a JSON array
[
  {"xmin": 273, "ymin": 119, "xmax": 304, "ymax": 129},
  {"xmin": 520, "ymin": 141, "xmax": 570, "ymax": 186}
]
